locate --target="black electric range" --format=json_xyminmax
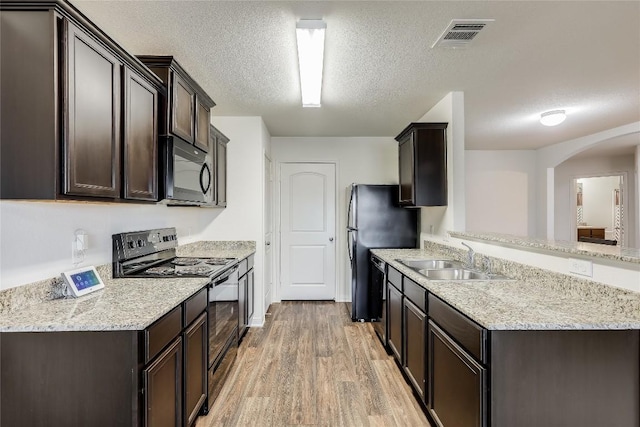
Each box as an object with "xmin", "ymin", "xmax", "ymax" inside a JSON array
[
  {"xmin": 112, "ymin": 228, "xmax": 237, "ymax": 280},
  {"xmin": 112, "ymin": 227, "xmax": 241, "ymax": 413}
]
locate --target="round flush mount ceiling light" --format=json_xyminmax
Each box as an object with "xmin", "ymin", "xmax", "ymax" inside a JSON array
[{"xmin": 540, "ymin": 110, "xmax": 567, "ymax": 126}]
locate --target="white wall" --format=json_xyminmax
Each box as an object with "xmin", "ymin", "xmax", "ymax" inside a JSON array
[
  {"xmin": 0, "ymin": 115, "xmax": 272, "ymax": 326},
  {"xmin": 554, "ymin": 155, "xmax": 636, "ymax": 246},
  {"xmin": 465, "ymin": 150, "xmax": 537, "ymax": 236},
  {"xmin": 0, "ymin": 201, "xmax": 218, "ymax": 289},
  {"xmin": 261, "ymin": 119, "xmax": 273, "ymax": 314},
  {"xmin": 270, "ymin": 137, "xmax": 398, "ymax": 302},
  {"xmin": 416, "ymin": 92, "xmax": 465, "ymax": 242},
  {"xmin": 536, "ymin": 122, "xmax": 640, "ymax": 239},
  {"xmin": 203, "ymin": 116, "xmax": 269, "ymax": 326}
]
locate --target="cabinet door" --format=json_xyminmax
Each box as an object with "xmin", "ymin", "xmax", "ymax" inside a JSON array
[
  {"xmin": 194, "ymin": 97, "xmax": 210, "ymax": 152},
  {"xmin": 238, "ymin": 274, "xmax": 247, "ymax": 336},
  {"xmin": 144, "ymin": 336, "xmax": 183, "ymax": 427},
  {"xmin": 247, "ymin": 269, "xmax": 254, "ymax": 325},
  {"xmin": 387, "ymin": 283, "xmax": 403, "ymax": 363},
  {"xmin": 63, "ymin": 20, "xmax": 121, "ymax": 198},
  {"xmin": 398, "ymin": 132, "xmax": 415, "ymax": 205},
  {"xmin": 184, "ymin": 312, "xmax": 207, "ymax": 427},
  {"xmin": 403, "ymin": 298, "xmax": 426, "ymax": 400},
  {"xmin": 171, "ymin": 72, "xmax": 195, "ymax": 143},
  {"xmin": 123, "ymin": 67, "xmax": 158, "ymax": 201},
  {"xmin": 428, "ymin": 321, "xmax": 486, "ymax": 427},
  {"xmin": 216, "ymin": 137, "xmax": 227, "ymax": 206}
]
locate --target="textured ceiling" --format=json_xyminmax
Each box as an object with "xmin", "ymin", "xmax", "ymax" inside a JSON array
[{"xmin": 72, "ymin": 0, "xmax": 640, "ymax": 150}]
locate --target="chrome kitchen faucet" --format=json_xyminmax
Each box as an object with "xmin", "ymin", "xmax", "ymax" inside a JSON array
[{"xmin": 461, "ymin": 242, "xmax": 475, "ymax": 268}]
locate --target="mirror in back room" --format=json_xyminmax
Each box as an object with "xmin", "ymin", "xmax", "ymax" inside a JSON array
[{"xmin": 574, "ymin": 175, "xmax": 624, "ymax": 246}]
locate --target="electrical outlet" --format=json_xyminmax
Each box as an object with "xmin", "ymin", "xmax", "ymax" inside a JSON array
[{"xmin": 569, "ymin": 258, "xmax": 593, "ymax": 277}]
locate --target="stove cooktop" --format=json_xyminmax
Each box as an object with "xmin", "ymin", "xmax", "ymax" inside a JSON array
[
  {"xmin": 127, "ymin": 257, "xmax": 237, "ymax": 278},
  {"xmin": 112, "ymin": 228, "xmax": 237, "ymax": 279}
]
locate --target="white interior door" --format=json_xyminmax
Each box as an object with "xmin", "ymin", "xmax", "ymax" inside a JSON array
[
  {"xmin": 264, "ymin": 155, "xmax": 273, "ymax": 311},
  {"xmin": 280, "ymin": 163, "xmax": 336, "ymax": 300}
]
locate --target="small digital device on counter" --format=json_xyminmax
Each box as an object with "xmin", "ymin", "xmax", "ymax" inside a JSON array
[{"xmin": 61, "ymin": 266, "xmax": 105, "ymax": 297}]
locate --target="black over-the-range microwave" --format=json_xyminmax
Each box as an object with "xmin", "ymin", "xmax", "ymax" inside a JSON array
[{"xmin": 161, "ymin": 136, "xmax": 213, "ymax": 205}]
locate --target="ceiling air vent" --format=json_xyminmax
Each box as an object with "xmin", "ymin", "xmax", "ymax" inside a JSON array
[{"xmin": 432, "ymin": 19, "xmax": 494, "ymax": 48}]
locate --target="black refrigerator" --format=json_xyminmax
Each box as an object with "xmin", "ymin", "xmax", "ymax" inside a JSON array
[{"xmin": 347, "ymin": 184, "xmax": 418, "ymax": 321}]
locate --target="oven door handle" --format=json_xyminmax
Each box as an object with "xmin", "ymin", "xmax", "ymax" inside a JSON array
[{"xmin": 212, "ymin": 265, "xmax": 238, "ymax": 286}]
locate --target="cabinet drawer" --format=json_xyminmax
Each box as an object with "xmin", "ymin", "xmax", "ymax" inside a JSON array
[
  {"xmin": 146, "ymin": 305, "xmax": 183, "ymax": 363},
  {"xmin": 388, "ymin": 265, "xmax": 402, "ymax": 291},
  {"xmin": 247, "ymin": 254, "xmax": 255, "ymax": 270},
  {"xmin": 238, "ymin": 258, "xmax": 248, "ymax": 277},
  {"xmin": 428, "ymin": 294, "xmax": 486, "ymax": 363},
  {"xmin": 184, "ymin": 287, "xmax": 207, "ymax": 327},
  {"xmin": 404, "ymin": 277, "xmax": 426, "ymax": 311}
]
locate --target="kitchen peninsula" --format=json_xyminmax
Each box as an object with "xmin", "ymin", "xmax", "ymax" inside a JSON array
[{"xmin": 371, "ymin": 237, "xmax": 640, "ymax": 427}]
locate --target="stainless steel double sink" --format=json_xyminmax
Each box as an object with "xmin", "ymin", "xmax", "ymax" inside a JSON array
[{"xmin": 396, "ymin": 258, "xmax": 513, "ymax": 281}]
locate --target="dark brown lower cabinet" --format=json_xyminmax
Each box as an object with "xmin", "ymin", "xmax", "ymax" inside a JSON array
[
  {"xmin": 184, "ymin": 313, "xmax": 207, "ymax": 426},
  {"xmin": 0, "ymin": 288, "xmax": 209, "ymax": 427},
  {"xmin": 238, "ymin": 273, "xmax": 247, "ymax": 336},
  {"xmin": 247, "ymin": 268, "xmax": 255, "ymax": 325},
  {"xmin": 427, "ymin": 320, "xmax": 486, "ymax": 427},
  {"xmin": 403, "ymin": 298, "xmax": 426, "ymax": 400},
  {"xmin": 490, "ymin": 330, "xmax": 640, "ymax": 427},
  {"xmin": 379, "ymin": 267, "xmax": 640, "ymax": 427},
  {"xmin": 0, "ymin": 331, "xmax": 142, "ymax": 427},
  {"xmin": 387, "ymin": 282, "xmax": 403, "ymax": 363},
  {"xmin": 238, "ymin": 256, "xmax": 255, "ymax": 340},
  {"xmin": 145, "ymin": 337, "xmax": 183, "ymax": 427}
]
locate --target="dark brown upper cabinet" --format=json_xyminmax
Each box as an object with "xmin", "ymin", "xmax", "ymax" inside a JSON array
[
  {"xmin": 195, "ymin": 97, "xmax": 211, "ymax": 152},
  {"xmin": 210, "ymin": 124, "xmax": 229, "ymax": 207},
  {"xmin": 137, "ymin": 56, "xmax": 215, "ymax": 153},
  {"xmin": 0, "ymin": 2, "xmax": 164, "ymax": 202},
  {"xmin": 171, "ymin": 73, "xmax": 196, "ymax": 143},
  {"xmin": 123, "ymin": 67, "xmax": 159, "ymax": 201},
  {"xmin": 63, "ymin": 20, "xmax": 122, "ymax": 198},
  {"xmin": 395, "ymin": 123, "xmax": 448, "ymax": 207}
]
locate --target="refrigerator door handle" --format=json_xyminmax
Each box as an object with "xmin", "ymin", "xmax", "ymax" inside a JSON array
[
  {"xmin": 348, "ymin": 184, "xmax": 357, "ymax": 229},
  {"xmin": 347, "ymin": 229, "xmax": 356, "ymax": 263}
]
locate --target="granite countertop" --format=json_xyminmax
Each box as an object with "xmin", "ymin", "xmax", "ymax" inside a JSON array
[
  {"xmin": 449, "ymin": 231, "xmax": 640, "ymax": 264},
  {"xmin": 0, "ymin": 241, "xmax": 256, "ymax": 332},
  {"xmin": 372, "ymin": 248, "xmax": 640, "ymax": 331}
]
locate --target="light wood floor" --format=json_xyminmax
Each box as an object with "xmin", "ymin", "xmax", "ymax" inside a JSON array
[{"xmin": 196, "ymin": 301, "xmax": 431, "ymax": 427}]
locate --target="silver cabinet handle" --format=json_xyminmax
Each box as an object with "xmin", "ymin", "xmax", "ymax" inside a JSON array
[{"xmin": 266, "ymin": 242, "xmax": 271, "ymax": 246}]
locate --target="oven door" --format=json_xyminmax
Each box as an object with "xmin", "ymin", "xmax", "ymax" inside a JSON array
[
  {"xmin": 163, "ymin": 136, "xmax": 212, "ymax": 205},
  {"xmin": 208, "ymin": 267, "xmax": 239, "ymax": 369}
]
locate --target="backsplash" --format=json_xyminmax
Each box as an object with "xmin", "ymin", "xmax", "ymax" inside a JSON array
[
  {"xmin": 423, "ymin": 239, "xmax": 640, "ymax": 307},
  {"xmin": 0, "ymin": 240, "xmax": 256, "ymax": 315}
]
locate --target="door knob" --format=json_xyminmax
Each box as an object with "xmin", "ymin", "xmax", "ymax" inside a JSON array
[
  {"xmin": 329, "ymin": 237, "xmax": 334, "ymax": 242},
  {"xmin": 266, "ymin": 241, "xmax": 271, "ymax": 246}
]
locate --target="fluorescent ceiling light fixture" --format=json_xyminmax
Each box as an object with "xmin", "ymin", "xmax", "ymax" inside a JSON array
[
  {"xmin": 540, "ymin": 110, "xmax": 567, "ymax": 126},
  {"xmin": 296, "ymin": 19, "xmax": 326, "ymax": 107}
]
